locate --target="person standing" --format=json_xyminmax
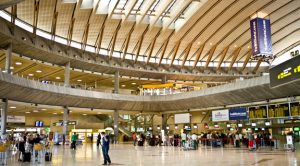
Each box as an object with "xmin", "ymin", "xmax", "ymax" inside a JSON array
[
  {"xmin": 101, "ymin": 132, "xmax": 111, "ymax": 165},
  {"xmin": 192, "ymin": 133, "xmax": 198, "ymax": 150},
  {"xmin": 71, "ymin": 132, "xmax": 77, "ymax": 150},
  {"xmin": 132, "ymin": 132, "xmax": 137, "ymax": 146},
  {"xmin": 181, "ymin": 132, "xmax": 187, "ymax": 147},
  {"xmin": 97, "ymin": 133, "xmax": 101, "ymax": 147}
]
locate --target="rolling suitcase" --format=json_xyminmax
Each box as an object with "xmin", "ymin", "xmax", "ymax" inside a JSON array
[
  {"xmin": 23, "ymin": 152, "xmax": 31, "ymax": 162},
  {"xmin": 45, "ymin": 152, "xmax": 52, "ymax": 161}
]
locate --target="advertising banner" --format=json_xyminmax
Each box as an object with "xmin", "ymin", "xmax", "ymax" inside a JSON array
[
  {"xmin": 250, "ymin": 18, "xmax": 272, "ymax": 57},
  {"xmin": 269, "ymin": 55, "xmax": 300, "ymax": 88},
  {"xmin": 7, "ymin": 116, "xmax": 25, "ymax": 123},
  {"xmin": 212, "ymin": 109, "xmax": 229, "ymax": 122},
  {"xmin": 229, "ymin": 108, "xmax": 248, "ymax": 120}
]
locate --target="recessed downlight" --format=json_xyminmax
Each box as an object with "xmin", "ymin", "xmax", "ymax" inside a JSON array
[
  {"xmin": 77, "ymin": 79, "xmax": 82, "ymax": 82},
  {"xmin": 15, "ymin": 62, "xmax": 22, "ymax": 65},
  {"xmin": 33, "ymin": 110, "xmax": 39, "ymax": 113},
  {"xmin": 131, "ymin": 82, "xmax": 136, "ymax": 85},
  {"xmin": 36, "ymin": 70, "xmax": 42, "ymax": 73},
  {"xmin": 25, "ymin": 112, "xmax": 31, "ymax": 114},
  {"xmin": 55, "ymin": 77, "xmax": 61, "ymax": 80},
  {"xmin": 10, "ymin": 106, "xmax": 16, "ymax": 109},
  {"xmin": 121, "ymin": 85, "xmax": 126, "ymax": 87},
  {"xmin": 53, "ymin": 113, "xmax": 57, "ymax": 115},
  {"xmin": 82, "ymin": 114, "xmax": 87, "ymax": 116},
  {"xmin": 28, "ymin": 73, "xmax": 34, "ymax": 76}
]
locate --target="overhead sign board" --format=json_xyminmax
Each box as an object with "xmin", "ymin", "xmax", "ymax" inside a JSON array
[
  {"xmin": 7, "ymin": 116, "xmax": 25, "ymax": 123},
  {"xmin": 52, "ymin": 121, "xmax": 77, "ymax": 126},
  {"xmin": 250, "ymin": 18, "xmax": 273, "ymax": 58},
  {"xmin": 212, "ymin": 110, "xmax": 229, "ymax": 122},
  {"xmin": 174, "ymin": 113, "xmax": 190, "ymax": 124},
  {"xmin": 270, "ymin": 55, "xmax": 300, "ymax": 88},
  {"xmin": 229, "ymin": 108, "xmax": 248, "ymax": 120}
]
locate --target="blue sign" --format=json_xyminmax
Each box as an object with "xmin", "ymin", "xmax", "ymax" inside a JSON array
[
  {"xmin": 250, "ymin": 18, "xmax": 273, "ymax": 57},
  {"xmin": 229, "ymin": 108, "xmax": 248, "ymax": 120}
]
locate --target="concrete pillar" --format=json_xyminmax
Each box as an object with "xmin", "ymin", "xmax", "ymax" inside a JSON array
[
  {"xmin": 64, "ymin": 61, "xmax": 70, "ymax": 87},
  {"xmin": 113, "ymin": 110, "xmax": 119, "ymax": 144},
  {"xmin": 162, "ymin": 114, "xmax": 167, "ymax": 135},
  {"xmin": 1, "ymin": 99, "xmax": 8, "ymax": 136},
  {"xmin": 62, "ymin": 106, "xmax": 69, "ymax": 136},
  {"xmin": 114, "ymin": 70, "xmax": 119, "ymax": 94},
  {"xmin": 162, "ymin": 75, "xmax": 167, "ymax": 84},
  {"xmin": 5, "ymin": 43, "xmax": 12, "ymax": 74}
]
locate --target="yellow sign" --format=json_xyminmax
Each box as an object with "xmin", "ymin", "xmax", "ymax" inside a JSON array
[{"xmin": 142, "ymin": 83, "xmax": 174, "ymax": 89}]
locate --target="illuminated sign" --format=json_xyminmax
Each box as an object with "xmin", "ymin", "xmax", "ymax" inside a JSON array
[
  {"xmin": 249, "ymin": 106, "xmax": 267, "ymax": 119},
  {"xmin": 270, "ymin": 55, "xmax": 300, "ymax": 88}
]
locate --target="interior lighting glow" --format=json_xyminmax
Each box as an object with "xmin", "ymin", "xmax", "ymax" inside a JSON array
[
  {"xmin": 15, "ymin": 62, "xmax": 22, "ymax": 65},
  {"xmin": 36, "ymin": 70, "xmax": 42, "ymax": 73},
  {"xmin": 9, "ymin": 106, "xmax": 16, "ymax": 109}
]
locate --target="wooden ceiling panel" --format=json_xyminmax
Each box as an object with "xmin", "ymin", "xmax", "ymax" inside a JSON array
[{"xmin": 37, "ymin": 0, "xmax": 56, "ymax": 32}]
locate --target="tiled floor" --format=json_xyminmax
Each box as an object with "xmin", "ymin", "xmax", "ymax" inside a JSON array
[{"xmin": 3, "ymin": 143, "xmax": 300, "ymax": 166}]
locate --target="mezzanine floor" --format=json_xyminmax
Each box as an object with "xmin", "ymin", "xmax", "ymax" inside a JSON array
[{"xmin": 3, "ymin": 143, "xmax": 300, "ymax": 166}]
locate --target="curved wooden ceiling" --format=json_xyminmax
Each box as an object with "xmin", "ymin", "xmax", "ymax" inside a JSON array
[{"xmin": 4, "ymin": 0, "xmax": 300, "ymax": 70}]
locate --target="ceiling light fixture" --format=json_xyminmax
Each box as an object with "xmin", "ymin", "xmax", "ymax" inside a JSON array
[
  {"xmin": 77, "ymin": 80, "xmax": 82, "ymax": 82},
  {"xmin": 25, "ymin": 112, "xmax": 31, "ymax": 114},
  {"xmin": 15, "ymin": 62, "xmax": 22, "ymax": 65},
  {"xmin": 33, "ymin": 110, "xmax": 39, "ymax": 113},
  {"xmin": 53, "ymin": 113, "xmax": 57, "ymax": 115},
  {"xmin": 121, "ymin": 85, "xmax": 126, "ymax": 87},
  {"xmin": 9, "ymin": 106, "xmax": 16, "ymax": 109},
  {"xmin": 131, "ymin": 82, "xmax": 136, "ymax": 85},
  {"xmin": 10, "ymin": 66, "xmax": 14, "ymax": 70},
  {"xmin": 83, "ymin": 114, "xmax": 87, "ymax": 116},
  {"xmin": 28, "ymin": 73, "xmax": 34, "ymax": 76},
  {"xmin": 56, "ymin": 77, "xmax": 61, "ymax": 80},
  {"xmin": 36, "ymin": 70, "xmax": 42, "ymax": 73},
  {"xmin": 41, "ymin": 108, "xmax": 46, "ymax": 111}
]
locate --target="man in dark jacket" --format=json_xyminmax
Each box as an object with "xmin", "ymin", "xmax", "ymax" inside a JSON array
[{"xmin": 101, "ymin": 132, "xmax": 111, "ymax": 165}]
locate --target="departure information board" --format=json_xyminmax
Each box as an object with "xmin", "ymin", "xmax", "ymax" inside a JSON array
[
  {"xmin": 291, "ymin": 102, "xmax": 300, "ymax": 116},
  {"xmin": 270, "ymin": 55, "xmax": 300, "ymax": 88},
  {"xmin": 268, "ymin": 104, "xmax": 289, "ymax": 118},
  {"xmin": 249, "ymin": 106, "xmax": 267, "ymax": 119}
]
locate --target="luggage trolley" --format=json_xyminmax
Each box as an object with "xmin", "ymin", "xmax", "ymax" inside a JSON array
[{"xmin": 284, "ymin": 135, "xmax": 296, "ymax": 152}]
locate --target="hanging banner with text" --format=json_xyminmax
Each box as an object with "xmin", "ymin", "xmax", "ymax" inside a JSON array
[
  {"xmin": 229, "ymin": 108, "xmax": 248, "ymax": 120},
  {"xmin": 250, "ymin": 17, "xmax": 273, "ymax": 58}
]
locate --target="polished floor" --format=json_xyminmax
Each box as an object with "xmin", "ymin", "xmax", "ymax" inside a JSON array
[{"xmin": 3, "ymin": 143, "xmax": 300, "ymax": 166}]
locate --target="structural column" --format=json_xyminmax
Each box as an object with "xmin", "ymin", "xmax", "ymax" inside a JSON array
[
  {"xmin": 1, "ymin": 99, "xmax": 8, "ymax": 136},
  {"xmin": 114, "ymin": 70, "xmax": 119, "ymax": 94},
  {"xmin": 64, "ymin": 61, "xmax": 70, "ymax": 87},
  {"xmin": 62, "ymin": 106, "xmax": 69, "ymax": 136},
  {"xmin": 162, "ymin": 75, "xmax": 167, "ymax": 84},
  {"xmin": 162, "ymin": 114, "xmax": 167, "ymax": 135},
  {"xmin": 5, "ymin": 43, "xmax": 12, "ymax": 74},
  {"xmin": 113, "ymin": 110, "xmax": 119, "ymax": 144}
]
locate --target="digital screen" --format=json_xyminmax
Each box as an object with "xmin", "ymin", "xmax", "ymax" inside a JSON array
[
  {"xmin": 238, "ymin": 124, "xmax": 243, "ymax": 127},
  {"xmin": 268, "ymin": 104, "xmax": 289, "ymax": 118},
  {"xmin": 265, "ymin": 122, "xmax": 271, "ymax": 126},
  {"xmin": 270, "ymin": 55, "xmax": 300, "ymax": 88},
  {"xmin": 35, "ymin": 121, "xmax": 43, "ymax": 127},
  {"xmin": 174, "ymin": 113, "xmax": 190, "ymax": 124},
  {"xmin": 251, "ymin": 123, "xmax": 256, "ymax": 127},
  {"xmin": 294, "ymin": 127, "xmax": 300, "ymax": 131},
  {"xmin": 249, "ymin": 106, "xmax": 267, "ymax": 119}
]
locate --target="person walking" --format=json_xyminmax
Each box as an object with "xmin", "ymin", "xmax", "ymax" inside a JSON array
[
  {"xmin": 71, "ymin": 132, "xmax": 77, "ymax": 150},
  {"xmin": 132, "ymin": 132, "xmax": 137, "ymax": 146},
  {"xmin": 101, "ymin": 132, "xmax": 111, "ymax": 165}
]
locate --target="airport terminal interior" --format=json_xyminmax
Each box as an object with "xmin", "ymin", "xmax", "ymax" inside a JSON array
[{"xmin": 0, "ymin": 0, "xmax": 300, "ymax": 165}]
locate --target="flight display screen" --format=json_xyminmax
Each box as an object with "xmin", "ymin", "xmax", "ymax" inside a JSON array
[{"xmin": 270, "ymin": 55, "xmax": 300, "ymax": 88}]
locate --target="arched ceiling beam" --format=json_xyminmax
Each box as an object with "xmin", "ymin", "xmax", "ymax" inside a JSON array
[
  {"xmin": 193, "ymin": 44, "xmax": 205, "ymax": 69},
  {"xmin": 146, "ymin": 29, "xmax": 161, "ymax": 64},
  {"xmin": 122, "ymin": 23, "xmax": 135, "ymax": 61},
  {"xmin": 252, "ymin": 59, "xmax": 262, "ymax": 74},
  {"xmin": 134, "ymin": 25, "xmax": 149, "ymax": 63},
  {"xmin": 32, "ymin": 0, "xmax": 40, "ymax": 35},
  {"xmin": 158, "ymin": 31, "xmax": 174, "ymax": 66},
  {"xmin": 81, "ymin": 10, "xmax": 93, "ymax": 50},
  {"xmin": 162, "ymin": 0, "xmax": 193, "ymax": 30},
  {"xmin": 136, "ymin": 0, "xmax": 156, "ymax": 25},
  {"xmin": 181, "ymin": 43, "xmax": 193, "ymax": 68},
  {"xmin": 205, "ymin": 45, "xmax": 217, "ymax": 69},
  {"xmin": 123, "ymin": 0, "xmax": 138, "ymax": 21},
  {"xmin": 67, "ymin": 3, "xmax": 77, "ymax": 46},
  {"xmin": 51, "ymin": 0, "xmax": 58, "ymax": 41},
  {"xmin": 228, "ymin": 47, "xmax": 241, "ymax": 70},
  {"xmin": 216, "ymin": 46, "xmax": 229, "ymax": 71},
  {"xmin": 149, "ymin": 0, "xmax": 173, "ymax": 29},
  {"xmin": 241, "ymin": 49, "xmax": 251, "ymax": 72},
  {"xmin": 109, "ymin": 20, "xmax": 122, "ymax": 59},
  {"xmin": 95, "ymin": 15, "xmax": 107, "ymax": 54}
]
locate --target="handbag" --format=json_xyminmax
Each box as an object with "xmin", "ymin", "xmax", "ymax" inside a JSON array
[{"xmin": 34, "ymin": 144, "xmax": 42, "ymax": 151}]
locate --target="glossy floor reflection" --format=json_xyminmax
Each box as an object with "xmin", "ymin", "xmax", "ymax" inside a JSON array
[{"xmin": 4, "ymin": 143, "xmax": 300, "ymax": 166}]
